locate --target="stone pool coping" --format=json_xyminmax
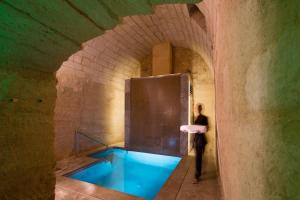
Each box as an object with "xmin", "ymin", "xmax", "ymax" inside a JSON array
[
  {"xmin": 156, "ymin": 155, "xmax": 192, "ymax": 200},
  {"xmin": 56, "ymin": 175, "xmax": 143, "ymax": 200},
  {"xmin": 55, "ymin": 146, "xmax": 191, "ymax": 200}
]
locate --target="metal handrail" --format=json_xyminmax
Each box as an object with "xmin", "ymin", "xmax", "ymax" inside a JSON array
[{"xmin": 74, "ymin": 130, "xmax": 108, "ymax": 155}]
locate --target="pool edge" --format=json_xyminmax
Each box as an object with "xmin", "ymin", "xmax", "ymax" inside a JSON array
[
  {"xmin": 59, "ymin": 146, "xmax": 186, "ymax": 200},
  {"xmin": 155, "ymin": 154, "xmax": 192, "ymax": 200}
]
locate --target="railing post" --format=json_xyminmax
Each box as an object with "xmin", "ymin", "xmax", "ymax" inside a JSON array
[{"xmin": 74, "ymin": 130, "xmax": 108, "ymax": 155}]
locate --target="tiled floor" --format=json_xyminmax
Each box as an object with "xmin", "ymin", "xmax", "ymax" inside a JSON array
[{"xmin": 55, "ymin": 147, "xmax": 222, "ymax": 200}]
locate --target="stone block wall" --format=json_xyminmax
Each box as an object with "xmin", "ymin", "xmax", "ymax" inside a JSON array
[{"xmin": 54, "ymin": 38, "xmax": 140, "ymax": 160}]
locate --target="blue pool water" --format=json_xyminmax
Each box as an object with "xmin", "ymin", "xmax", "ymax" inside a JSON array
[{"xmin": 67, "ymin": 148, "xmax": 181, "ymax": 200}]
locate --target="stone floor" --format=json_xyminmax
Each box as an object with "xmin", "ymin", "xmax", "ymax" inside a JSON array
[
  {"xmin": 156, "ymin": 151, "xmax": 222, "ymax": 200},
  {"xmin": 176, "ymin": 155, "xmax": 222, "ymax": 200},
  {"xmin": 55, "ymin": 147, "xmax": 222, "ymax": 200}
]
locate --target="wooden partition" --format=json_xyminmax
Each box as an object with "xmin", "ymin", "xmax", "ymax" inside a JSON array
[{"xmin": 125, "ymin": 74, "xmax": 189, "ymax": 156}]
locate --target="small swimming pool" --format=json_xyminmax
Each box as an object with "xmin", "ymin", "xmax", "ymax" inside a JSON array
[{"xmin": 66, "ymin": 148, "xmax": 181, "ymax": 200}]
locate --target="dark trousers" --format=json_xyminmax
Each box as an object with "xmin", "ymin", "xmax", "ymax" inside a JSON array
[{"xmin": 194, "ymin": 134, "xmax": 205, "ymax": 179}]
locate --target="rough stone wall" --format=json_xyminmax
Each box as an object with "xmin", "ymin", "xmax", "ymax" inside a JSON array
[
  {"xmin": 54, "ymin": 39, "xmax": 140, "ymax": 160},
  {"xmin": 140, "ymin": 47, "xmax": 216, "ymax": 165},
  {"xmin": 215, "ymin": 1, "xmax": 300, "ymax": 199},
  {"xmin": 0, "ymin": 1, "xmax": 209, "ymax": 199},
  {"xmin": 0, "ymin": 1, "xmax": 203, "ymax": 72},
  {"xmin": 0, "ymin": 67, "xmax": 56, "ymax": 200},
  {"xmin": 54, "ymin": 66, "xmax": 84, "ymax": 160},
  {"xmin": 140, "ymin": 55, "xmax": 152, "ymax": 76},
  {"xmin": 173, "ymin": 48, "xmax": 216, "ymax": 166}
]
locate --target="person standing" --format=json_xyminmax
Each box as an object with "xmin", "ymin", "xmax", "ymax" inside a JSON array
[{"xmin": 193, "ymin": 104, "xmax": 208, "ymax": 183}]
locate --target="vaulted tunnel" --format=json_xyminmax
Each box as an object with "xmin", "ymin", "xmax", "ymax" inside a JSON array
[
  {"xmin": 54, "ymin": 3, "xmax": 216, "ymax": 163},
  {"xmin": 0, "ymin": 1, "xmax": 299, "ymax": 200}
]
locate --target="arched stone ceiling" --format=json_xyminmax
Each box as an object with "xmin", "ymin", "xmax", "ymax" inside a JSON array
[
  {"xmin": 0, "ymin": 0, "xmax": 204, "ymax": 72},
  {"xmin": 58, "ymin": 2, "xmax": 214, "ymax": 92},
  {"xmin": 92, "ymin": 3, "xmax": 213, "ymax": 66},
  {"xmin": 61, "ymin": 2, "xmax": 214, "ymax": 83}
]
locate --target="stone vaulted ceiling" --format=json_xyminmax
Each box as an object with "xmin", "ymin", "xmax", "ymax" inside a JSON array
[
  {"xmin": 0, "ymin": 0, "xmax": 214, "ymax": 72},
  {"xmin": 77, "ymin": 2, "xmax": 214, "ymax": 73}
]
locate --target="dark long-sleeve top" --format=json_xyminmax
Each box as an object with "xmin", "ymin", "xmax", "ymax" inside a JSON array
[
  {"xmin": 194, "ymin": 114, "xmax": 208, "ymax": 147},
  {"xmin": 194, "ymin": 115, "xmax": 208, "ymax": 127}
]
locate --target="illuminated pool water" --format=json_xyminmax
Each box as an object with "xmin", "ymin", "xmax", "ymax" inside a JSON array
[{"xmin": 66, "ymin": 148, "xmax": 181, "ymax": 200}]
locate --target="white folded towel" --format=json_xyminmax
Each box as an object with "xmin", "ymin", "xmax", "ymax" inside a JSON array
[{"xmin": 180, "ymin": 125, "xmax": 207, "ymax": 134}]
